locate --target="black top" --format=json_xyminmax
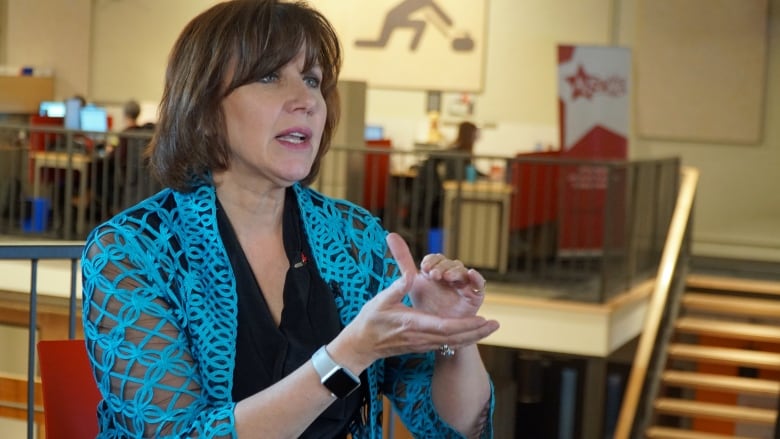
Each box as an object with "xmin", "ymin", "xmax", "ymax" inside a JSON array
[{"xmin": 218, "ymin": 188, "xmax": 364, "ymax": 438}]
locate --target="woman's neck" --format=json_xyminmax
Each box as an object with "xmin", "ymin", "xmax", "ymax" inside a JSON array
[{"xmin": 214, "ymin": 181, "xmax": 286, "ymax": 237}]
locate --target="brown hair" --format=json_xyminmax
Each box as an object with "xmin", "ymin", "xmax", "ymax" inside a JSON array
[
  {"xmin": 147, "ymin": 0, "xmax": 342, "ymax": 191},
  {"xmin": 450, "ymin": 121, "xmax": 479, "ymax": 154},
  {"xmin": 123, "ymin": 100, "xmax": 141, "ymax": 121}
]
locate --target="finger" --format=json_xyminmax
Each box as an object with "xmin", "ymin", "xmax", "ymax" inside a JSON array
[
  {"xmin": 419, "ymin": 253, "xmax": 446, "ymax": 272},
  {"xmin": 467, "ymin": 268, "xmax": 487, "ymax": 294},
  {"xmin": 373, "ymin": 274, "xmax": 413, "ymax": 307},
  {"xmin": 412, "ymin": 314, "xmax": 492, "ymax": 337},
  {"xmin": 408, "ymin": 318, "xmax": 501, "ymax": 352},
  {"xmin": 375, "ymin": 316, "xmax": 500, "ymax": 357},
  {"xmin": 422, "ymin": 256, "xmax": 465, "ymax": 282},
  {"xmin": 434, "ymin": 318, "xmax": 501, "ymax": 349},
  {"xmin": 444, "ymin": 266, "xmax": 484, "ymax": 291},
  {"xmin": 386, "ymin": 232, "xmax": 417, "ymax": 278}
]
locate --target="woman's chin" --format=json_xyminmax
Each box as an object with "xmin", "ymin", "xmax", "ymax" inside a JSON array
[{"xmin": 278, "ymin": 170, "xmax": 311, "ymax": 185}]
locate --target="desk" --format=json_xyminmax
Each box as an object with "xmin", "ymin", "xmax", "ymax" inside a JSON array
[
  {"xmin": 442, "ymin": 180, "xmax": 513, "ymax": 273},
  {"xmin": 32, "ymin": 151, "xmax": 92, "ymax": 236}
]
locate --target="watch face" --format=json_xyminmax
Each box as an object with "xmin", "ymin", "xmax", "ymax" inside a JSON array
[{"xmin": 323, "ymin": 368, "xmax": 360, "ymax": 399}]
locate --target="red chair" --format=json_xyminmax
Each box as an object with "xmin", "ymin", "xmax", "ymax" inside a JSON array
[
  {"xmin": 507, "ymin": 151, "xmax": 562, "ymax": 260},
  {"xmin": 363, "ymin": 139, "xmax": 391, "ymax": 212},
  {"xmin": 509, "ymin": 150, "xmax": 560, "ymax": 231},
  {"xmin": 37, "ymin": 339, "xmax": 101, "ymax": 439}
]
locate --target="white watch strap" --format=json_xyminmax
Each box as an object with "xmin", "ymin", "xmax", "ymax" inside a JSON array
[{"xmin": 311, "ymin": 345, "xmax": 339, "ymax": 379}]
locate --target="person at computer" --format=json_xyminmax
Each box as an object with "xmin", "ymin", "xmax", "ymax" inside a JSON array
[
  {"xmin": 80, "ymin": 1, "xmax": 498, "ymax": 438},
  {"xmin": 411, "ymin": 121, "xmax": 485, "ymax": 234},
  {"xmin": 122, "ymin": 99, "xmax": 141, "ymax": 130},
  {"xmin": 112, "ymin": 99, "xmax": 145, "ymax": 165},
  {"xmin": 442, "ymin": 120, "xmax": 484, "ymax": 181},
  {"xmin": 97, "ymin": 99, "xmax": 153, "ymax": 213}
]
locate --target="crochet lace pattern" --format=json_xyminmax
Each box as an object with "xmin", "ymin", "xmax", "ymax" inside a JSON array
[{"xmin": 81, "ymin": 183, "xmax": 493, "ymax": 438}]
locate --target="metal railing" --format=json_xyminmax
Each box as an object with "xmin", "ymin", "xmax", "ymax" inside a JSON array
[
  {"xmin": 614, "ymin": 166, "xmax": 699, "ymax": 438},
  {"xmin": 0, "ymin": 241, "xmax": 83, "ymax": 439},
  {"xmin": 1, "ymin": 121, "xmax": 679, "ymax": 304},
  {"xmin": 0, "ymin": 122, "xmax": 159, "ymax": 240},
  {"xmin": 313, "ymin": 143, "xmax": 680, "ymax": 303},
  {"xmin": 0, "ymin": 120, "xmax": 685, "ymax": 438}
]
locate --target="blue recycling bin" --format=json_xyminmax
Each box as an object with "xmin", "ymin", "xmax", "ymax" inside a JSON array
[
  {"xmin": 22, "ymin": 197, "xmax": 50, "ymax": 233},
  {"xmin": 427, "ymin": 228, "xmax": 444, "ymax": 254}
]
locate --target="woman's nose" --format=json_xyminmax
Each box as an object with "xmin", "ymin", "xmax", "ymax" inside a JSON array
[{"xmin": 285, "ymin": 81, "xmax": 317, "ymax": 114}]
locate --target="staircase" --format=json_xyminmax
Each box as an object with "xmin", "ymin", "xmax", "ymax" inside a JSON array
[{"xmin": 644, "ymin": 274, "xmax": 780, "ymax": 438}]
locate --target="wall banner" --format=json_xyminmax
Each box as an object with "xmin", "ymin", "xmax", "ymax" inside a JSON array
[{"xmin": 557, "ymin": 45, "xmax": 631, "ymax": 255}]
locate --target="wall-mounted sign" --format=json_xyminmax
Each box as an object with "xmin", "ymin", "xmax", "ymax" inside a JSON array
[
  {"xmin": 557, "ymin": 45, "xmax": 631, "ymax": 256},
  {"xmin": 315, "ymin": 0, "xmax": 488, "ymax": 92},
  {"xmin": 558, "ymin": 45, "xmax": 630, "ymax": 157}
]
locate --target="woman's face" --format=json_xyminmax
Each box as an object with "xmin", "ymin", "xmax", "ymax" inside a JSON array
[{"xmin": 220, "ymin": 49, "xmax": 326, "ymax": 189}]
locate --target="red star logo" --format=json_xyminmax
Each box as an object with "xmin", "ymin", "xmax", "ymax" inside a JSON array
[{"xmin": 566, "ymin": 65, "xmax": 596, "ymax": 100}]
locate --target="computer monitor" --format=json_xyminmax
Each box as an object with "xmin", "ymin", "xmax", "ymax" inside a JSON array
[
  {"xmin": 364, "ymin": 124, "xmax": 384, "ymax": 141},
  {"xmin": 64, "ymin": 98, "xmax": 83, "ymax": 130},
  {"xmin": 79, "ymin": 106, "xmax": 108, "ymax": 133},
  {"xmin": 39, "ymin": 101, "xmax": 66, "ymax": 117}
]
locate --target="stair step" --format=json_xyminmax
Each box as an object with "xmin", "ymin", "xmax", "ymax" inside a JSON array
[
  {"xmin": 646, "ymin": 426, "xmax": 757, "ymax": 439},
  {"xmin": 662, "ymin": 370, "xmax": 780, "ymax": 396},
  {"xmin": 668, "ymin": 343, "xmax": 780, "ymax": 370},
  {"xmin": 687, "ymin": 274, "xmax": 780, "ymax": 297},
  {"xmin": 642, "ymin": 275, "xmax": 780, "ymax": 438},
  {"xmin": 676, "ymin": 316, "xmax": 780, "ymax": 343},
  {"xmin": 683, "ymin": 293, "xmax": 780, "ymax": 318},
  {"xmin": 654, "ymin": 397, "xmax": 776, "ymax": 424}
]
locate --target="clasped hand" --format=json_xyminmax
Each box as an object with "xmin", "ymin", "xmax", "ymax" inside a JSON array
[
  {"xmin": 387, "ymin": 232, "xmax": 486, "ymax": 319},
  {"xmin": 342, "ymin": 233, "xmax": 500, "ymax": 367}
]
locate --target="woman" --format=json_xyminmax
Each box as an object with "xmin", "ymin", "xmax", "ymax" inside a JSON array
[
  {"xmin": 411, "ymin": 121, "xmax": 483, "ymax": 232},
  {"xmin": 81, "ymin": 1, "xmax": 499, "ymax": 438},
  {"xmin": 443, "ymin": 121, "xmax": 482, "ymax": 181}
]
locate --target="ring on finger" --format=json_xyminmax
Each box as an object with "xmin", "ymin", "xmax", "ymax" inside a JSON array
[
  {"xmin": 471, "ymin": 281, "xmax": 486, "ymax": 295},
  {"xmin": 438, "ymin": 344, "xmax": 455, "ymax": 357}
]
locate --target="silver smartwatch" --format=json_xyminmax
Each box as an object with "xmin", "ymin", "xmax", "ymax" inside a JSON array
[{"xmin": 311, "ymin": 345, "xmax": 361, "ymax": 399}]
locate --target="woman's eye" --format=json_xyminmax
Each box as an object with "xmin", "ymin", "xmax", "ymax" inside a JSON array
[
  {"xmin": 259, "ymin": 72, "xmax": 278, "ymax": 84},
  {"xmin": 304, "ymin": 75, "xmax": 321, "ymax": 89}
]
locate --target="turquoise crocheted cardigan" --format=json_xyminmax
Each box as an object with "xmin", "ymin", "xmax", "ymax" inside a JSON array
[{"xmin": 81, "ymin": 183, "xmax": 494, "ymax": 438}]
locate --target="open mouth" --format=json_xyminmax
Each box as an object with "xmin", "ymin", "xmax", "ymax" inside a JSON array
[{"xmin": 277, "ymin": 131, "xmax": 308, "ymax": 144}]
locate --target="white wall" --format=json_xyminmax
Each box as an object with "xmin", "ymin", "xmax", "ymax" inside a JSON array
[
  {"xmin": 3, "ymin": 0, "xmax": 779, "ymax": 261},
  {"xmin": 5, "ymin": 0, "xmax": 91, "ymax": 100},
  {"xmin": 625, "ymin": 0, "xmax": 780, "ymax": 261}
]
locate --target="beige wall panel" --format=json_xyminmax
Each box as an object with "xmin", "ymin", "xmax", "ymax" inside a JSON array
[
  {"xmin": 0, "ymin": 0, "xmax": 7, "ymax": 64},
  {"xmin": 90, "ymin": 0, "xmax": 215, "ymax": 103},
  {"xmin": 6, "ymin": 0, "xmax": 91, "ymax": 100},
  {"xmin": 636, "ymin": 0, "xmax": 768, "ymax": 144}
]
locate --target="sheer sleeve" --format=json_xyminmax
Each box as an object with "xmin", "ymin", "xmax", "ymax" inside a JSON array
[
  {"xmin": 81, "ymin": 221, "xmax": 236, "ymax": 438},
  {"xmin": 382, "ymin": 353, "xmax": 494, "ymax": 439},
  {"xmin": 379, "ymin": 250, "xmax": 495, "ymax": 439}
]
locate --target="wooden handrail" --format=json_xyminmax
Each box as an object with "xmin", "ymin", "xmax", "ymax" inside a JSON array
[{"xmin": 614, "ymin": 166, "xmax": 699, "ymax": 439}]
